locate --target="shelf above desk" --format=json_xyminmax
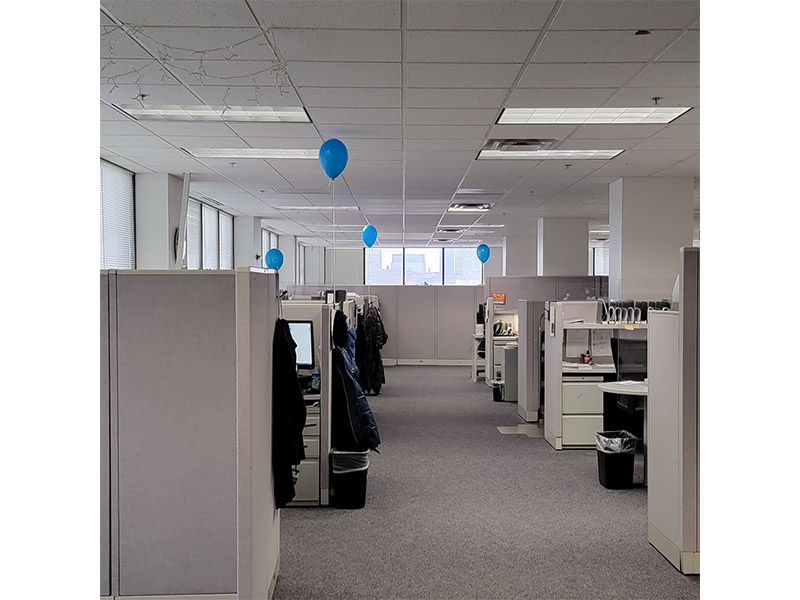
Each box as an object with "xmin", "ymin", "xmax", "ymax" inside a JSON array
[
  {"xmin": 563, "ymin": 322, "xmax": 648, "ymax": 330},
  {"xmin": 562, "ymin": 365, "xmax": 616, "ymax": 374}
]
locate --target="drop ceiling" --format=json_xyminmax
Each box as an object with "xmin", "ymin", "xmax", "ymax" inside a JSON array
[{"xmin": 99, "ymin": 0, "xmax": 700, "ymax": 247}]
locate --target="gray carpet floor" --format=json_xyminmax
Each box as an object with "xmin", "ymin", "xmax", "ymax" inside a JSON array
[{"xmin": 274, "ymin": 366, "xmax": 700, "ymax": 600}]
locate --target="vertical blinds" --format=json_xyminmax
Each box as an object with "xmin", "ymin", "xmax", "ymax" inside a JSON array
[
  {"xmin": 186, "ymin": 200, "xmax": 202, "ymax": 269},
  {"xmin": 100, "ymin": 160, "xmax": 135, "ymax": 269},
  {"xmin": 219, "ymin": 212, "xmax": 233, "ymax": 269},
  {"xmin": 202, "ymin": 204, "xmax": 220, "ymax": 269},
  {"xmin": 261, "ymin": 229, "xmax": 269, "ymax": 268}
]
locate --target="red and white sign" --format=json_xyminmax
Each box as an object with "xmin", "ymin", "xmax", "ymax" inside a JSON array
[{"xmin": 491, "ymin": 293, "xmax": 506, "ymax": 305}]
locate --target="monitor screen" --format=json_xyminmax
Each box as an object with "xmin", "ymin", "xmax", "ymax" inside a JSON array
[
  {"xmin": 611, "ymin": 338, "xmax": 647, "ymax": 381},
  {"xmin": 288, "ymin": 321, "xmax": 315, "ymax": 369}
]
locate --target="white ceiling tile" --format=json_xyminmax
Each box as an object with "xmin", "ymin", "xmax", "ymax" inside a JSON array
[
  {"xmin": 166, "ymin": 136, "xmax": 250, "ymax": 148},
  {"xmin": 671, "ymin": 107, "xmax": 699, "ymax": 124},
  {"xmin": 405, "ymin": 108, "xmax": 497, "ymax": 126},
  {"xmin": 133, "ymin": 121, "xmax": 238, "ymax": 137},
  {"xmin": 100, "ymin": 134, "xmax": 174, "ymax": 148},
  {"xmin": 164, "ymin": 60, "xmax": 290, "ymax": 88},
  {"xmin": 606, "ymin": 86, "xmax": 698, "ymax": 107},
  {"xmin": 558, "ymin": 138, "xmax": 641, "ymax": 151},
  {"xmin": 100, "ymin": 155, "xmax": 153, "ymax": 173},
  {"xmin": 634, "ymin": 137, "xmax": 699, "ymax": 151},
  {"xmin": 316, "ymin": 124, "xmax": 402, "ymax": 139},
  {"xmin": 570, "ymin": 124, "xmax": 665, "ymax": 139},
  {"xmin": 650, "ymin": 154, "xmax": 699, "ymax": 176},
  {"xmin": 407, "ymin": 31, "xmax": 535, "ymax": 63},
  {"xmin": 408, "ymin": 0, "xmax": 552, "ymax": 30},
  {"xmin": 233, "ymin": 137, "xmax": 321, "ymax": 149},
  {"xmin": 552, "ymin": 1, "xmax": 699, "ymax": 30},
  {"xmin": 101, "ymin": 102, "xmax": 134, "ymax": 121},
  {"xmin": 250, "ymin": 0, "xmax": 400, "ymax": 29},
  {"xmin": 651, "ymin": 124, "xmax": 699, "ymax": 139},
  {"xmin": 101, "ymin": 1, "xmax": 257, "ymax": 27},
  {"xmin": 347, "ymin": 150, "xmax": 403, "ymax": 161},
  {"xmin": 100, "ymin": 120, "xmax": 149, "ymax": 135},
  {"xmin": 629, "ymin": 62, "xmax": 699, "ymax": 87},
  {"xmin": 225, "ymin": 122, "xmax": 320, "ymax": 138},
  {"xmin": 299, "ymin": 87, "xmax": 401, "ymax": 108},
  {"xmin": 407, "ymin": 63, "xmax": 520, "ymax": 88},
  {"xmin": 100, "ymin": 60, "xmax": 182, "ymax": 87},
  {"xmin": 656, "ymin": 29, "xmax": 700, "ymax": 62},
  {"xmin": 405, "ymin": 125, "xmax": 487, "ymax": 139},
  {"xmin": 100, "ymin": 28, "xmax": 152, "ymax": 59},
  {"xmin": 288, "ymin": 61, "xmax": 401, "ymax": 87},
  {"xmin": 507, "ymin": 87, "xmax": 616, "ymax": 107},
  {"xmin": 489, "ymin": 124, "xmax": 580, "ymax": 138},
  {"xmin": 535, "ymin": 30, "xmax": 676, "ymax": 63},
  {"xmin": 100, "ymin": 146, "xmax": 189, "ymax": 159},
  {"xmin": 405, "ymin": 139, "xmax": 484, "ymax": 151},
  {"xmin": 272, "ymin": 29, "xmax": 400, "ymax": 62},
  {"xmin": 308, "ymin": 108, "xmax": 402, "ymax": 125},
  {"xmin": 519, "ymin": 62, "xmax": 644, "ymax": 88},
  {"xmin": 101, "ymin": 84, "xmax": 201, "ymax": 106},
  {"xmin": 404, "ymin": 150, "xmax": 476, "ymax": 162},
  {"xmin": 337, "ymin": 138, "xmax": 402, "ymax": 151},
  {"xmin": 406, "ymin": 88, "xmax": 507, "ymax": 109}
]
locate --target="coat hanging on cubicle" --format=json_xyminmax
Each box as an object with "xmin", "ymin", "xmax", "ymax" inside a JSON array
[
  {"xmin": 361, "ymin": 305, "xmax": 388, "ymax": 395},
  {"xmin": 272, "ymin": 318, "xmax": 308, "ymax": 508}
]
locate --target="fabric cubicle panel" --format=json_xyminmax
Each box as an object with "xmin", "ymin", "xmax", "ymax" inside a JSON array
[
  {"xmin": 100, "ymin": 273, "xmax": 111, "ymax": 597},
  {"xmin": 434, "ymin": 286, "xmax": 480, "ymax": 360},
  {"xmin": 396, "ymin": 286, "xmax": 437, "ymax": 361},
  {"xmin": 115, "ymin": 273, "xmax": 238, "ymax": 596}
]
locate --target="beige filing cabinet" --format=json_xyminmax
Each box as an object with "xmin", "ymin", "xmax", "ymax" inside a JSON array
[
  {"xmin": 561, "ymin": 376, "xmax": 604, "ymax": 446},
  {"xmin": 292, "ymin": 402, "xmax": 321, "ymax": 504}
]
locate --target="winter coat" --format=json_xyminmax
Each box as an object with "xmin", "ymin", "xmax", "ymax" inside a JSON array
[
  {"xmin": 363, "ymin": 306, "xmax": 388, "ymax": 394},
  {"xmin": 272, "ymin": 318, "xmax": 307, "ymax": 508},
  {"xmin": 331, "ymin": 310, "xmax": 380, "ymax": 452}
]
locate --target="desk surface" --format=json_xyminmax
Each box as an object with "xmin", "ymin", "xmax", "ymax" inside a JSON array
[{"xmin": 598, "ymin": 381, "xmax": 648, "ymax": 396}]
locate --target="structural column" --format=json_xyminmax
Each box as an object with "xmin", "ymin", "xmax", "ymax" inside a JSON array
[
  {"xmin": 134, "ymin": 173, "xmax": 184, "ymax": 269},
  {"xmin": 234, "ymin": 217, "xmax": 262, "ymax": 268},
  {"xmin": 278, "ymin": 234, "xmax": 297, "ymax": 285},
  {"xmin": 503, "ymin": 235, "xmax": 538, "ymax": 276},
  {"xmin": 537, "ymin": 218, "xmax": 589, "ymax": 276},
  {"xmin": 608, "ymin": 177, "xmax": 694, "ymax": 300}
]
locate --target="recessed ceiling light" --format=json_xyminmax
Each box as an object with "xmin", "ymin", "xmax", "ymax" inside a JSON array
[
  {"xmin": 463, "ymin": 223, "xmax": 505, "ymax": 228},
  {"xmin": 272, "ymin": 187, "xmax": 331, "ymax": 195},
  {"xmin": 589, "ymin": 229, "xmax": 609, "ymax": 234},
  {"xmin": 448, "ymin": 202, "xmax": 494, "ymax": 212},
  {"xmin": 116, "ymin": 104, "xmax": 311, "ymax": 122},
  {"xmin": 184, "ymin": 148, "xmax": 317, "ymax": 159},
  {"xmin": 497, "ymin": 106, "xmax": 691, "ymax": 124},
  {"xmin": 455, "ymin": 188, "xmax": 507, "ymax": 196},
  {"xmin": 478, "ymin": 149, "xmax": 623, "ymax": 160},
  {"xmin": 436, "ymin": 228, "xmax": 466, "ymax": 234}
]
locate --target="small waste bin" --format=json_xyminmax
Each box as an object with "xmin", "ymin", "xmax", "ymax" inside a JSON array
[
  {"xmin": 330, "ymin": 449, "xmax": 370, "ymax": 509},
  {"xmin": 595, "ymin": 430, "xmax": 637, "ymax": 489},
  {"xmin": 492, "ymin": 381, "xmax": 504, "ymax": 402}
]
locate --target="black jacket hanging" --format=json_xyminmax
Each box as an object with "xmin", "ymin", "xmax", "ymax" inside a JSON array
[
  {"xmin": 272, "ymin": 318, "xmax": 307, "ymax": 508},
  {"xmin": 363, "ymin": 305, "xmax": 388, "ymax": 395}
]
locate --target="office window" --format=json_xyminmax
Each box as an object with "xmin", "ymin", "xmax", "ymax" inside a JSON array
[
  {"xmin": 444, "ymin": 248, "xmax": 482, "ymax": 285},
  {"xmin": 100, "ymin": 160, "xmax": 135, "ymax": 269},
  {"xmin": 219, "ymin": 212, "xmax": 233, "ymax": 269},
  {"xmin": 186, "ymin": 200, "xmax": 202, "ymax": 269},
  {"xmin": 593, "ymin": 247, "xmax": 609, "ymax": 276},
  {"xmin": 261, "ymin": 229, "xmax": 270, "ymax": 267},
  {"xmin": 365, "ymin": 248, "xmax": 404, "ymax": 284},
  {"xmin": 202, "ymin": 204, "xmax": 219, "ymax": 269},
  {"xmin": 270, "ymin": 232, "xmax": 279, "ymax": 250},
  {"xmin": 404, "ymin": 248, "xmax": 443, "ymax": 285}
]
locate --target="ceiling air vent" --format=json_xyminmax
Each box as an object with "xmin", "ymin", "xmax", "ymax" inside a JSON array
[
  {"xmin": 448, "ymin": 202, "xmax": 494, "ymax": 212},
  {"xmin": 482, "ymin": 138, "xmax": 559, "ymax": 152},
  {"xmin": 436, "ymin": 228, "xmax": 465, "ymax": 234}
]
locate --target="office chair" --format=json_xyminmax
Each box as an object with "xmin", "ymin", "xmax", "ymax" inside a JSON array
[{"xmin": 610, "ymin": 338, "xmax": 647, "ymax": 442}]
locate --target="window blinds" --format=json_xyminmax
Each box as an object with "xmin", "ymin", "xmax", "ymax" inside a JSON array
[
  {"xmin": 100, "ymin": 160, "xmax": 135, "ymax": 269},
  {"xmin": 186, "ymin": 200, "xmax": 202, "ymax": 269},
  {"xmin": 219, "ymin": 212, "xmax": 233, "ymax": 269},
  {"xmin": 202, "ymin": 204, "xmax": 220, "ymax": 269}
]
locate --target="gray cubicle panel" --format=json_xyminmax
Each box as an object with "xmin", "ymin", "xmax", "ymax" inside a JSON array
[
  {"xmin": 434, "ymin": 286, "xmax": 479, "ymax": 361},
  {"xmin": 100, "ymin": 272, "xmax": 111, "ymax": 597},
  {"xmin": 517, "ymin": 300, "xmax": 545, "ymax": 422},
  {"xmin": 115, "ymin": 272, "xmax": 238, "ymax": 596},
  {"xmin": 396, "ymin": 286, "xmax": 437, "ymax": 361}
]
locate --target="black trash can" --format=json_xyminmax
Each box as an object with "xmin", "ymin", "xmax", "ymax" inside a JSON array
[
  {"xmin": 330, "ymin": 449, "xmax": 370, "ymax": 509},
  {"xmin": 595, "ymin": 430, "xmax": 637, "ymax": 489},
  {"xmin": 492, "ymin": 381, "xmax": 504, "ymax": 402}
]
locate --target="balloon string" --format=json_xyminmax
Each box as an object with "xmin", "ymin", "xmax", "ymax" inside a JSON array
[{"xmin": 332, "ymin": 178, "xmax": 336, "ymax": 305}]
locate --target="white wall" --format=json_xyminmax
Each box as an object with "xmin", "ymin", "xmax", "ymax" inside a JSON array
[
  {"xmin": 134, "ymin": 173, "xmax": 183, "ymax": 269},
  {"xmin": 609, "ymin": 177, "xmax": 694, "ymax": 299},
  {"xmin": 234, "ymin": 216, "xmax": 261, "ymax": 268},
  {"xmin": 503, "ymin": 235, "xmax": 538, "ymax": 276},
  {"xmin": 537, "ymin": 218, "xmax": 589, "ymax": 276},
  {"xmin": 278, "ymin": 234, "xmax": 297, "ymax": 285},
  {"xmin": 325, "ymin": 248, "xmax": 364, "ymax": 285},
  {"xmin": 483, "ymin": 246, "xmax": 503, "ymax": 283},
  {"xmin": 304, "ymin": 246, "xmax": 325, "ymax": 286}
]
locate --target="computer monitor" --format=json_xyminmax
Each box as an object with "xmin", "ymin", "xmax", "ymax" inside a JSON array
[
  {"xmin": 288, "ymin": 320, "xmax": 315, "ymax": 370},
  {"xmin": 610, "ymin": 338, "xmax": 647, "ymax": 382}
]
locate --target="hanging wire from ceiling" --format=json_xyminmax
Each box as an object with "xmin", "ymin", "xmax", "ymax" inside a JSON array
[{"xmin": 100, "ymin": 24, "xmax": 293, "ymax": 101}]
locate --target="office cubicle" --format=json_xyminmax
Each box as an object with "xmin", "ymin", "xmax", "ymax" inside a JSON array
[{"xmin": 100, "ymin": 269, "xmax": 281, "ymax": 599}]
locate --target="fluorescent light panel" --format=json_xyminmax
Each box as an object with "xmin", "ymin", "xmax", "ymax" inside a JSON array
[
  {"xmin": 185, "ymin": 148, "xmax": 317, "ymax": 159},
  {"xmin": 117, "ymin": 104, "xmax": 310, "ymax": 122},
  {"xmin": 478, "ymin": 149, "xmax": 622, "ymax": 160},
  {"xmin": 273, "ymin": 206, "xmax": 360, "ymax": 211},
  {"xmin": 448, "ymin": 203, "xmax": 494, "ymax": 212},
  {"xmin": 498, "ymin": 106, "xmax": 691, "ymax": 124}
]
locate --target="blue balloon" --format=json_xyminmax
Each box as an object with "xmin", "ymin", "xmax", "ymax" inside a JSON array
[
  {"xmin": 266, "ymin": 248, "xmax": 284, "ymax": 270},
  {"xmin": 476, "ymin": 244, "xmax": 490, "ymax": 264},
  {"xmin": 319, "ymin": 138, "xmax": 349, "ymax": 179},
  {"xmin": 361, "ymin": 224, "xmax": 378, "ymax": 248}
]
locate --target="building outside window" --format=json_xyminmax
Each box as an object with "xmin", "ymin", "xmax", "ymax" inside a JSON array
[
  {"xmin": 365, "ymin": 248, "xmax": 404, "ymax": 284},
  {"xmin": 404, "ymin": 248, "xmax": 443, "ymax": 285},
  {"xmin": 100, "ymin": 160, "xmax": 135, "ymax": 269},
  {"xmin": 444, "ymin": 248, "xmax": 482, "ymax": 285}
]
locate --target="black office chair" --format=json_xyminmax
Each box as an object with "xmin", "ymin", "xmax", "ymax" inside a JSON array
[{"xmin": 610, "ymin": 338, "xmax": 646, "ymax": 443}]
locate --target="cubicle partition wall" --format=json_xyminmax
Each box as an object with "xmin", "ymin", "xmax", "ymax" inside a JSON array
[
  {"xmin": 484, "ymin": 276, "xmax": 608, "ymax": 308},
  {"xmin": 517, "ymin": 300, "xmax": 546, "ymax": 422},
  {"xmin": 647, "ymin": 247, "xmax": 700, "ymax": 574},
  {"xmin": 286, "ymin": 285, "xmax": 484, "ymax": 365},
  {"xmin": 281, "ymin": 301, "xmax": 333, "ymax": 506},
  {"xmin": 100, "ymin": 269, "xmax": 281, "ymax": 600}
]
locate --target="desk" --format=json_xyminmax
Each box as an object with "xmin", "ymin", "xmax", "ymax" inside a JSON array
[{"xmin": 598, "ymin": 381, "xmax": 648, "ymax": 483}]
